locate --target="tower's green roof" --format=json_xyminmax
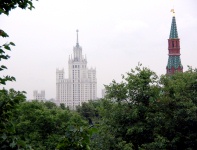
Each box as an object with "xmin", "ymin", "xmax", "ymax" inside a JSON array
[
  {"xmin": 169, "ymin": 16, "xmax": 179, "ymax": 39},
  {"xmin": 167, "ymin": 55, "xmax": 182, "ymax": 69}
]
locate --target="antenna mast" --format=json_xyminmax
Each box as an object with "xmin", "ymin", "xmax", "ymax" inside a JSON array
[{"xmin": 76, "ymin": 29, "xmax": 79, "ymax": 47}]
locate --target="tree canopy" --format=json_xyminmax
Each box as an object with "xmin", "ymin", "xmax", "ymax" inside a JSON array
[
  {"xmin": 82, "ymin": 65, "xmax": 197, "ymax": 150},
  {"xmin": 0, "ymin": 0, "xmax": 37, "ymax": 15}
]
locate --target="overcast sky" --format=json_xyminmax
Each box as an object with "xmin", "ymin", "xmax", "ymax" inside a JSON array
[{"xmin": 1, "ymin": 0, "xmax": 197, "ymax": 99}]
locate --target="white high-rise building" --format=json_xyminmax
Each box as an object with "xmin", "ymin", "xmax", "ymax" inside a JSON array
[
  {"xmin": 33, "ymin": 90, "xmax": 45, "ymax": 101},
  {"xmin": 102, "ymin": 89, "xmax": 107, "ymax": 98},
  {"xmin": 56, "ymin": 30, "xmax": 97, "ymax": 110}
]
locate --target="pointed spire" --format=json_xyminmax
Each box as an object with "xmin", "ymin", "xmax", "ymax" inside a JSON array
[
  {"xmin": 166, "ymin": 9, "xmax": 183, "ymax": 74},
  {"xmin": 76, "ymin": 29, "xmax": 79, "ymax": 47},
  {"xmin": 169, "ymin": 11, "xmax": 179, "ymax": 39}
]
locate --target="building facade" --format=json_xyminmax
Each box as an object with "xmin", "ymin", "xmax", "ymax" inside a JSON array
[
  {"xmin": 33, "ymin": 90, "xmax": 45, "ymax": 101},
  {"xmin": 166, "ymin": 10, "xmax": 183, "ymax": 74},
  {"xmin": 101, "ymin": 89, "xmax": 106, "ymax": 98},
  {"xmin": 56, "ymin": 30, "xmax": 97, "ymax": 109}
]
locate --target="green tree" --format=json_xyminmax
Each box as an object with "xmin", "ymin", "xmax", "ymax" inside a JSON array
[
  {"xmin": 11, "ymin": 100, "xmax": 94, "ymax": 149},
  {"xmin": 76, "ymin": 100, "xmax": 100, "ymax": 126},
  {"xmin": 143, "ymin": 69, "xmax": 197, "ymax": 149},
  {"xmin": 56, "ymin": 121, "xmax": 95, "ymax": 150},
  {"xmin": 0, "ymin": 0, "xmax": 37, "ymax": 85},
  {"xmin": 0, "ymin": 1, "xmax": 37, "ymax": 149},
  {"xmin": 91, "ymin": 65, "xmax": 197, "ymax": 150},
  {"xmin": 0, "ymin": 89, "xmax": 27, "ymax": 149},
  {"xmin": 13, "ymin": 101, "xmax": 70, "ymax": 149},
  {"xmin": 103, "ymin": 65, "xmax": 160, "ymax": 149},
  {"xmin": 0, "ymin": 31, "xmax": 16, "ymax": 85},
  {"xmin": 0, "ymin": 0, "xmax": 36, "ymax": 15}
]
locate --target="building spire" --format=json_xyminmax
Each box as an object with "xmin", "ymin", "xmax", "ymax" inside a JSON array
[
  {"xmin": 166, "ymin": 9, "xmax": 183, "ymax": 75},
  {"xmin": 169, "ymin": 9, "xmax": 178, "ymax": 39},
  {"xmin": 76, "ymin": 29, "xmax": 79, "ymax": 47}
]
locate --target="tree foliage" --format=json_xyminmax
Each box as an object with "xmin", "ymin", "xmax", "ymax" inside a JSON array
[
  {"xmin": 0, "ymin": 1, "xmax": 36, "ymax": 149},
  {"xmin": 0, "ymin": 89, "xmax": 26, "ymax": 149},
  {"xmin": 0, "ymin": 31, "xmax": 16, "ymax": 85},
  {"xmin": 57, "ymin": 125, "xmax": 96, "ymax": 150},
  {"xmin": 0, "ymin": 0, "xmax": 37, "ymax": 84},
  {"xmin": 0, "ymin": 0, "xmax": 37, "ymax": 15},
  {"xmin": 76, "ymin": 65, "xmax": 197, "ymax": 150},
  {"xmin": 12, "ymin": 101, "xmax": 90, "ymax": 149}
]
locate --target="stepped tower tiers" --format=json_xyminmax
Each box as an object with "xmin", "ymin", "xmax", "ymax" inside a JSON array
[
  {"xmin": 56, "ymin": 30, "xmax": 97, "ymax": 110},
  {"xmin": 166, "ymin": 10, "xmax": 183, "ymax": 74}
]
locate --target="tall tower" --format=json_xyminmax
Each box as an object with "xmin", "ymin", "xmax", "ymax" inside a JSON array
[
  {"xmin": 56, "ymin": 30, "xmax": 97, "ymax": 110},
  {"xmin": 166, "ymin": 10, "xmax": 183, "ymax": 74}
]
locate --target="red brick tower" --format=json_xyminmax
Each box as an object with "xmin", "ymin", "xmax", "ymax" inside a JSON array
[{"xmin": 166, "ymin": 11, "xmax": 183, "ymax": 74}]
